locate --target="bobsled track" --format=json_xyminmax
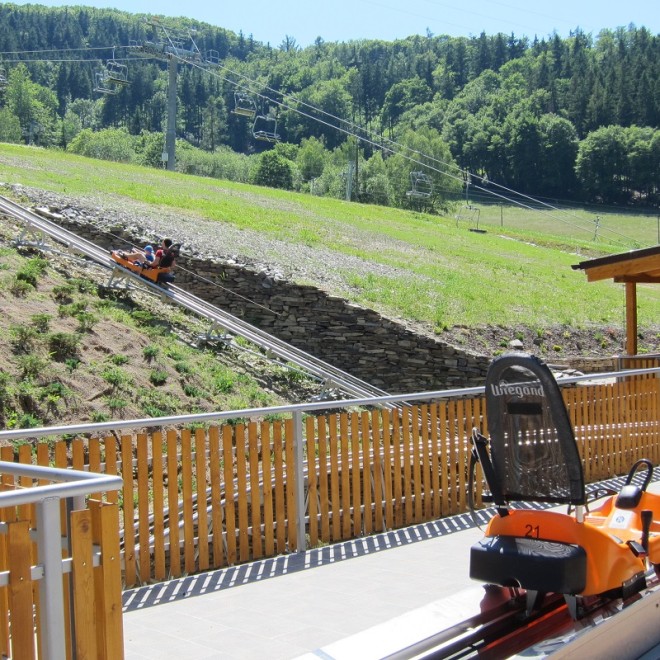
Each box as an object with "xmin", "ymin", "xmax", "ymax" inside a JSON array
[{"xmin": 0, "ymin": 194, "xmax": 389, "ymax": 401}]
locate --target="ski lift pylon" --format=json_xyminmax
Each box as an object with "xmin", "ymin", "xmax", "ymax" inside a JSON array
[
  {"xmin": 232, "ymin": 92, "xmax": 257, "ymax": 118},
  {"xmin": 406, "ymin": 171, "xmax": 433, "ymax": 199}
]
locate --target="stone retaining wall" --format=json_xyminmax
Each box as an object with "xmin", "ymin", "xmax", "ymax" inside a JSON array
[{"xmin": 43, "ymin": 210, "xmax": 492, "ymax": 391}]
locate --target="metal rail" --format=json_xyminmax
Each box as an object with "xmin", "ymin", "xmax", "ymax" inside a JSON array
[
  {"xmin": 0, "ymin": 194, "xmax": 389, "ymax": 400},
  {"xmin": 0, "ymin": 460, "xmax": 122, "ymax": 659},
  {"xmin": 381, "ymin": 576, "xmax": 660, "ymax": 659}
]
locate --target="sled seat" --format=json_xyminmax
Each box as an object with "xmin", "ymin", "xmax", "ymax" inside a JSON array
[{"xmin": 471, "ymin": 536, "xmax": 587, "ymax": 594}]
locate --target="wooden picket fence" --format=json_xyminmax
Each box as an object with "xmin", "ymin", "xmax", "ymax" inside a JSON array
[
  {"xmin": 0, "ymin": 464, "xmax": 123, "ymax": 660},
  {"xmin": 0, "ymin": 374, "xmax": 658, "ymax": 592}
]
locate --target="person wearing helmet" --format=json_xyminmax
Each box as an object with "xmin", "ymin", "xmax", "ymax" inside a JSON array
[{"xmin": 112, "ymin": 243, "xmax": 155, "ymax": 266}]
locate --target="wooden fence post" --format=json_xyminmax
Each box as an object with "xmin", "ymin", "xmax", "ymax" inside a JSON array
[
  {"xmin": 71, "ymin": 508, "xmax": 97, "ymax": 658},
  {"xmin": 8, "ymin": 520, "xmax": 35, "ymax": 660},
  {"xmin": 90, "ymin": 500, "xmax": 124, "ymax": 660}
]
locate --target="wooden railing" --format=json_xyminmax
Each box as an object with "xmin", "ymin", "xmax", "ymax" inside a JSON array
[
  {"xmin": 0, "ymin": 373, "xmax": 658, "ymax": 594},
  {"xmin": 0, "ymin": 461, "xmax": 123, "ymax": 659}
]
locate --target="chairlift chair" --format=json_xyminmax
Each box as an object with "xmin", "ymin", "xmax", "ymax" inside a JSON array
[
  {"xmin": 232, "ymin": 92, "xmax": 257, "ymax": 118},
  {"xmin": 93, "ymin": 70, "xmax": 118, "ymax": 95},
  {"xmin": 105, "ymin": 60, "xmax": 129, "ymax": 86},
  {"xmin": 205, "ymin": 49, "xmax": 220, "ymax": 65},
  {"xmin": 252, "ymin": 114, "xmax": 280, "ymax": 143},
  {"xmin": 406, "ymin": 171, "xmax": 433, "ymax": 199},
  {"xmin": 469, "ymin": 353, "xmax": 660, "ymax": 618}
]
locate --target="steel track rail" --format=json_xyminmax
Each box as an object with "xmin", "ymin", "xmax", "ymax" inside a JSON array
[
  {"xmin": 0, "ymin": 195, "xmax": 389, "ymax": 400},
  {"xmin": 396, "ymin": 577, "xmax": 660, "ymax": 660}
]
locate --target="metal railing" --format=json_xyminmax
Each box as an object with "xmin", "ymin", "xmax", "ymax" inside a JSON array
[{"xmin": 0, "ymin": 462, "xmax": 122, "ymax": 659}]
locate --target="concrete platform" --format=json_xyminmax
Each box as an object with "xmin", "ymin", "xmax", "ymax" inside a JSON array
[
  {"xmin": 123, "ymin": 472, "xmax": 654, "ymax": 659},
  {"xmin": 122, "ymin": 512, "xmax": 484, "ymax": 659}
]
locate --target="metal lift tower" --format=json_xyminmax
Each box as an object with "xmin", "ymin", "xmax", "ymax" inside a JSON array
[{"xmin": 129, "ymin": 21, "xmax": 208, "ymax": 171}]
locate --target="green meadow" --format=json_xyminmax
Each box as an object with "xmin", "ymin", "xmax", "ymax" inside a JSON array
[{"xmin": 1, "ymin": 143, "xmax": 658, "ymax": 331}]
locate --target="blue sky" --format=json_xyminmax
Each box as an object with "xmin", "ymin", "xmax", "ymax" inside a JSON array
[{"xmin": 10, "ymin": 0, "xmax": 658, "ymax": 47}]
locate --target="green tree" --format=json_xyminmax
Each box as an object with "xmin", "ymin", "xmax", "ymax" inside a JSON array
[
  {"xmin": 359, "ymin": 151, "xmax": 391, "ymax": 206},
  {"xmin": 134, "ymin": 130, "xmax": 166, "ymax": 168},
  {"xmin": 575, "ymin": 125, "xmax": 628, "ymax": 203},
  {"xmin": 296, "ymin": 136, "xmax": 327, "ymax": 181},
  {"xmin": 537, "ymin": 114, "xmax": 579, "ymax": 197},
  {"xmin": 60, "ymin": 108, "xmax": 82, "ymax": 148},
  {"xmin": 200, "ymin": 96, "xmax": 228, "ymax": 151},
  {"xmin": 381, "ymin": 77, "xmax": 432, "ymax": 132},
  {"xmin": 251, "ymin": 150, "xmax": 294, "ymax": 189},
  {"xmin": 0, "ymin": 107, "xmax": 22, "ymax": 143},
  {"xmin": 5, "ymin": 63, "xmax": 58, "ymax": 146},
  {"xmin": 386, "ymin": 127, "xmax": 461, "ymax": 208}
]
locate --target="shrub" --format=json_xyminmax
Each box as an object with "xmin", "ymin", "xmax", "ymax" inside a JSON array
[
  {"xmin": 48, "ymin": 332, "xmax": 80, "ymax": 361},
  {"xmin": 14, "ymin": 413, "xmax": 43, "ymax": 429},
  {"xmin": 9, "ymin": 276, "xmax": 33, "ymax": 297},
  {"xmin": 110, "ymin": 354, "xmax": 129, "ymax": 366},
  {"xmin": 15, "ymin": 380, "xmax": 39, "ymax": 413},
  {"xmin": 58, "ymin": 301, "xmax": 87, "ymax": 318},
  {"xmin": 138, "ymin": 389, "xmax": 177, "ymax": 416},
  {"xmin": 40, "ymin": 381, "xmax": 72, "ymax": 400},
  {"xmin": 102, "ymin": 367, "xmax": 130, "ymax": 389},
  {"xmin": 75, "ymin": 311, "xmax": 98, "ymax": 332},
  {"xmin": 183, "ymin": 383, "xmax": 204, "ymax": 398},
  {"xmin": 143, "ymin": 345, "xmax": 159, "ymax": 362},
  {"xmin": 213, "ymin": 368, "xmax": 235, "ymax": 394},
  {"xmin": 149, "ymin": 369, "xmax": 168, "ymax": 386},
  {"xmin": 31, "ymin": 313, "xmax": 52, "ymax": 332},
  {"xmin": 70, "ymin": 278, "xmax": 97, "ymax": 294},
  {"xmin": 52, "ymin": 283, "xmax": 75, "ymax": 303},
  {"xmin": 0, "ymin": 370, "xmax": 11, "ymax": 403},
  {"xmin": 9, "ymin": 324, "xmax": 38, "ymax": 352},
  {"xmin": 67, "ymin": 127, "xmax": 135, "ymax": 163},
  {"xmin": 16, "ymin": 257, "xmax": 48, "ymax": 288},
  {"xmin": 251, "ymin": 150, "xmax": 294, "ymax": 190},
  {"xmin": 105, "ymin": 396, "xmax": 129, "ymax": 416},
  {"xmin": 65, "ymin": 358, "xmax": 80, "ymax": 372},
  {"xmin": 17, "ymin": 354, "xmax": 48, "ymax": 378},
  {"xmin": 90, "ymin": 410, "xmax": 110, "ymax": 423},
  {"xmin": 174, "ymin": 361, "xmax": 191, "ymax": 375},
  {"xmin": 131, "ymin": 310, "xmax": 154, "ymax": 327}
]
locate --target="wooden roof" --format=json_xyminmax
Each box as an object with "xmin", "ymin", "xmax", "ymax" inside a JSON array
[
  {"xmin": 572, "ymin": 245, "xmax": 660, "ymax": 283},
  {"xmin": 572, "ymin": 245, "xmax": 660, "ymax": 355}
]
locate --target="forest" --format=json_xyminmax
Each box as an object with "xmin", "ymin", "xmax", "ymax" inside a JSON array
[{"xmin": 0, "ymin": 3, "xmax": 657, "ymax": 211}]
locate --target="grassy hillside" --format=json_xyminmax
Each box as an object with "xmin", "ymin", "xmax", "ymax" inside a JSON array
[
  {"xmin": 1, "ymin": 143, "xmax": 659, "ymax": 332},
  {"xmin": 0, "ymin": 234, "xmax": 319, "ymax": 430}
]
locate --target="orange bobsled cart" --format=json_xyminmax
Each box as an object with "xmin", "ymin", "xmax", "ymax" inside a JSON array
[
  {"xmin": 110, "ymin": 251, "xmax": 173, "ymax": 285},
  {"xmin": 469, "ymin": 353, "xmax": 660, "ymax": 618}
]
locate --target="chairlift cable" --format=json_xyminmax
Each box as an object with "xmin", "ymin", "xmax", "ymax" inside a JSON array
[
  {"xmin": 0, "ymin": 42, "xmax": 645, "ymax": 249},
  {"xmin": 200, "ymin": 57, "xmax": 643, "ymax": 247}
]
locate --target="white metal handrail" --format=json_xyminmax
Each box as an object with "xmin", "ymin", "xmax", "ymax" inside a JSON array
[{"xmin": 0, "ymin": 461, "xmax": 122, "ymax": 659}]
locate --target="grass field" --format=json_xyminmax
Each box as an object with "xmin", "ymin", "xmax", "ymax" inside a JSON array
[{"xmin": 1, "ymin": 143, "xmax": 659, "ymax": 331}]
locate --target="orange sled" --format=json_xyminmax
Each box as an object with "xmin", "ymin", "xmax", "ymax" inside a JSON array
[
  {"xmin": 469, "ymin": 353, "xmax": 660, "ymax": 617},
  {"xmin": 110, "ymin": 251, "xmax": 174, "ymax": 285}
]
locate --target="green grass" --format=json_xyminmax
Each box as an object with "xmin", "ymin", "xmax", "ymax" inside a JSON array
[{"xmin": 1, "ymin": 143, "xmax": 659, "ymax": 330}]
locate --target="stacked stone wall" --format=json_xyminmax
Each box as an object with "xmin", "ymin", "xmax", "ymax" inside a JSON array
[{"xmin": 49, "ymin": 212, "xmax": 491, "ymax": 391}]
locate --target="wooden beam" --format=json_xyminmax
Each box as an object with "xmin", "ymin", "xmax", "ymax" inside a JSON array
[
  {"xmin": 625, "ymin": 281, "xmax": 638, "ymax": 356},
  {"xmin": 582, "ymin": 253, "xmax": 660, "ymax": 282},
  {"xmin": 614, "ymin": 275, "xmax": 660, "ymax": 283}
]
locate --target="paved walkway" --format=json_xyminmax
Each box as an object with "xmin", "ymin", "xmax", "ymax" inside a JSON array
[
  {"xmin": 122, "ymin": 472, "xmax": 648, "ymax": 659},
  {"xmin": 122, "ymin": 510, "xmax": 485, "ymax": 659}
]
